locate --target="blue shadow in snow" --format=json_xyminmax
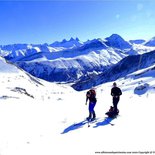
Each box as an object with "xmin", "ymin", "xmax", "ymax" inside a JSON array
[
  {"xmin": 93, "ymin": 117, "xmax": 115, "ymax": 128},
  {"xmin": 61, "ymin": 120, "xmax": 87, "ymax": 134},
  {"xmin": 134, "ymin": 83, "xmax": 149, "ymax": 95},
  {"xmin": 61, "ymin": 117, "xmax": 115, "ymax": 134}
]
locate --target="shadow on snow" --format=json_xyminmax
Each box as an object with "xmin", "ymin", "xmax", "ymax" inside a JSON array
[
  {"xmin": 93, "ymin": 117, "xmax": 115, "ymax": 128},
  {"xmin": 61, "ymin": 117, "xmax": 115, "ymax": 134},
  {"xmin": 61, "ymin": 120, "xmax": 87, "ymax": 134}
]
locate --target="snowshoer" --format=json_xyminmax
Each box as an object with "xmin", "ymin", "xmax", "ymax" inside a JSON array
[
  {"xmin": 85, "ymin": 88, "xmax": 97, "ymax": 121},
  {"xmin": 111, "ymin": 82, "xmax": 122, "ymax": 115}
]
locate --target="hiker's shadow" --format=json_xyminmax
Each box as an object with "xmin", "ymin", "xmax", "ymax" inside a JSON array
[
  {"xmin": 93, "ymin": 117, "xmax": 114, "ymax": 128},
  {"xmin": 61, "ymin": 120, "xmax": 87, "ymax": 134},
  {"xmin": 61, "ymin": 117, "xmax": 115, "ymax": 134}
]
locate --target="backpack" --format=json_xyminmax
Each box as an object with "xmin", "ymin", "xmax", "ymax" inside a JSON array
[
  {"xmin": 86, "ymin": 89, "xmax": 96, "ymax": 102},
  {"xmin": 105, "ymin": 106, "xmax": 119, "ymax": 118},
  {"xmin": 89, "ymin": 89, "xmax": 96, "ymax": 98}
]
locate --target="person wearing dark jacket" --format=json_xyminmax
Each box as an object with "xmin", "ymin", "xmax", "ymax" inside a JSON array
[
  {"xmin": 111, "ymin": 82, "xmax": 122, "ymax": 114},
  {"xmin": 85, "ymin": 89, "xmax": 97, "ymax": 121}
]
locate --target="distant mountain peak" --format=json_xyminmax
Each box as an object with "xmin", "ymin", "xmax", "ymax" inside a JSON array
[
  {"xmin": 129, "ymin": 39, "xmax": 145, "ymax": 44},
  {"xmin": 106, "ymin": 34, "xmax": 125, "ymax": 41},
  {"xmin": 62, "ymin": 39, "xmax": 67, "ymax": 43},
  {"xmin": 79, "ymin": 38, "xmax": 108, "ymax": 50},
  {"xmin": 69, "ymin": 37, "xmax": 80, "ymax": 42},
  {"xmin": 150, "ymin": 36, "xmax": 155, "ymax": 40},
  {"xmin": 105, "ymin": 33, "xmax": 132, "ymax": 49},
  {"xmin": 69, "ymin": 37, "xmax": 74, "ymax": 41},
  {"xmin": 50, "ymin": 37, "xmax": 83, "ymax": 48},
  {"xmin": 144, "ymin": 36, "xmax": 155, "ymax": 47},
  {"xmin": 109, "ymin": 34, "xmax": 123, "ymax": 38},
  {"xmin": 75, "ymin": 37, "xmax": 80, "ymax": 41}
]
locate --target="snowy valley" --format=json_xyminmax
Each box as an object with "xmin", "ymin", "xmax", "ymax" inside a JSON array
[{"xmin": 1, "ymin": 34, "xmax": 155, "ymax": 86}]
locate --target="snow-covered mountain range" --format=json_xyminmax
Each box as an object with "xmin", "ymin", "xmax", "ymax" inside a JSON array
[
  {"xmin": 72, "ymin": 50, "xmax": 155, "ymax": 90},
  {"xmin": 1, "ymin": 34, "xmax": 155, "ymax": 90}
]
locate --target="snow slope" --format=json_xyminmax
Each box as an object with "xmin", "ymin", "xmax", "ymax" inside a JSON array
[
  {"xmin": 72, "ymin": 49, "xmax": 155, "ymax": 91},
  {"xmin": 16, "ymin": 47, "xmax": 125, "ymax": 82},
  {"xmin": 0, "ymin": 56, "xmax": 74, "ymax": 101},
  {"xmin": 0, "ymin": 56, "xmax": 155, "ymax": 155}
]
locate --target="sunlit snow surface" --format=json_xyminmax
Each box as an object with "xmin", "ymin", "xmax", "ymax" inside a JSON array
[{"xmin": 0, "ymin": 57, "xmax": 155, "ymax": 155}]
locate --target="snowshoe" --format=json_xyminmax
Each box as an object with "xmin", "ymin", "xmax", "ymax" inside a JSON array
[
  {"xmin": 90, "ymin": 117, "xmax": 96, "ymax": 121},
  {"xmin": 86, "ymin": 117, "xmax": 91, "ymax": 121}
]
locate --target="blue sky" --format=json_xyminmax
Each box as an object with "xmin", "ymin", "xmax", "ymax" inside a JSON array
[{"xmin": 0, "ymin": 0, "xmax": 155, "ymax": 45}]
